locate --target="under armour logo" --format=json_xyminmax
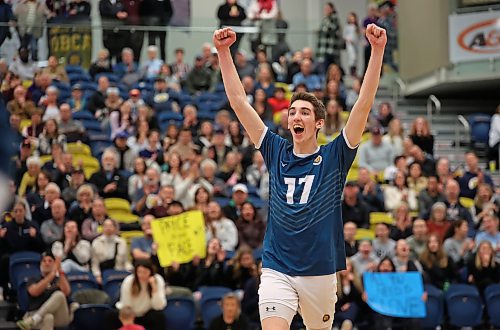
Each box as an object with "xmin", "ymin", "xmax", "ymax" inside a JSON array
[
  {"xmin": 281, "ymin": 161, "xmax": 286, "ymax": 167},
  {"xmin": 266, "ymin": 306, "xmax": 276, "ymax": 312}
]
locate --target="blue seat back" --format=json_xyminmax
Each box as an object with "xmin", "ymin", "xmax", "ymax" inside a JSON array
[
  {"xmin": 485, "ymin": 284, "xmax": 500, "ymax": 327},
  {"xmin": 71, "ymin": 304, "xmax": 110, "ymax": 330},
  {"xmin": 66, "ymin": 271, "xmax": 98, "ymax": 293},
  {"xmin": 9, "ymin": 252, "xmax": 41, "ymax": 289},
  {"xmin": 200, "ymin": 296, "xmax": 223, "ymax": 328},
  {"xmin": 163, "ymin": 296, "xmax": 197, "ymax": 330},
  {"xmin": 445, "ymin": 284, "xmax": 484, "ymax": 327},
  {"xmin": 468, "ymin": 114, "xmax": 491, "ymax": 144},
  {"xmin": 421, "ymin": 284, "xmax": 444, "ymax": 328},
  {"xmin": 102, "ymin": 270, "xmax": 130, "ymax": 304}
]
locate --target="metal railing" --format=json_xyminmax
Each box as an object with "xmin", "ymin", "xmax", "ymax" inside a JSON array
[
  {"xmin": 455, "ymin": 114, "xmax": 470, "ymax": 152},
  {"xmin": 392, "ymin": 77, "xmax": 406, "ymax": 103},
  {"xmin": 426, "ymin": 94, "xmax": 441, "ymax": 126}
]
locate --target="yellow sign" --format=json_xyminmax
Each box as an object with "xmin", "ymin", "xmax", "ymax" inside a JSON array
[
  {"xmin": 151, "ymin": 210, "xmax": 207, "ymax": 267},
  {"xmin": 48, "ymin": 26, "xmax": 92, "ymax": 69}
]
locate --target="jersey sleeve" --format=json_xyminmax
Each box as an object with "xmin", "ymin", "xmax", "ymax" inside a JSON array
[
  {"xmin": 326, "ymin": 129, "xmax": 358, "ymax": 174},
  {"xmin": 255, "ymin": 126, "xmax": 288, "ymax": 171}
]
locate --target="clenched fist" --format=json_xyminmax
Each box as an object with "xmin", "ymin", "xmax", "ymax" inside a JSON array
[
  {"xmin": 366, "ymin": 24, "xmax": 387, "ymax": 49},
  {"xmin": 213, "ymin": 27, "xmax": 237, "ymax": 51}
]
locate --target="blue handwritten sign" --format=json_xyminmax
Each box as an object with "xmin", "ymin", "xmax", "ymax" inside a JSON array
[{"xmin": 363, "ymin": 272, "xmax": 426, "ymax": 318}]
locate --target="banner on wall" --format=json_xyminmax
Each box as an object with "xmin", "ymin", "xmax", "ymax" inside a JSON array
[
  {"xmin": 151, "ymin": 210, "xmax": 206, "ymax": 267},
  {"xmin": 449, "ymin": 11, "xmax": 500, "ymax": 63},
  {"xmin": 363, "ymin": 272, "xmax": 426, "ymax": 318},
  {"xmin": 48, "ymin": 25, "xmax": 92, "ymax": 69}
]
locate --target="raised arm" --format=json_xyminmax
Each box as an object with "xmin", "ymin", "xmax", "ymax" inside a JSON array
[
  {"xmin": 344, "ymin": 24, "xmax": 387, "ymax": 147},
  {"xmin": 213, "ymin": 28, "xmax": 265, "ymax": 145}
]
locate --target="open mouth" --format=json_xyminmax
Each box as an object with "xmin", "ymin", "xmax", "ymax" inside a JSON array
[{"xmin": 293, "ymin": 124, "xmax": 304, "ymax": 135}]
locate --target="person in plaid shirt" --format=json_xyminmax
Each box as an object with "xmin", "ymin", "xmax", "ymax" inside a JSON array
[{"xmin": 317, "ymin": 2, "xmax": 343, "ymax": 73}]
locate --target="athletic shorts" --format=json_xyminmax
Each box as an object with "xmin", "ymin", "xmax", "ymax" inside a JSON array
[{"xmin": 258, "ymin": 268, "xmax": 338, "ymax": 329}]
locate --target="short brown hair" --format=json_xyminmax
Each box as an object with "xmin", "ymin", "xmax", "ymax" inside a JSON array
[
  {"xmin": 119, "ymin": 306, "xmax": 135, "ymax": 321},
  {"xmin": 290, "ymin": 92, "xmax": 326, "ymax": 122}
]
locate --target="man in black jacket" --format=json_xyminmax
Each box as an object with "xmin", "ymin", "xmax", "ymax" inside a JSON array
[
  {"xmin": 99, "ymin": 0, "xmax": 128, "ymax": 62},
  {"xmin": 89, "ymin": 149, "xmax": 129, "ymax": 201},
  {"xmin": 141, "ymin": 0, "xmax": 173, "ymax": 62},
  {"xmin": 217, "ymin": 0, "xmax": 246, "ymax": 57}
]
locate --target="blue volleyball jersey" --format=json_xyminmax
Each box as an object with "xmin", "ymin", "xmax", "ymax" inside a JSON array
[{"xmin": 257, "ymin": 127, "xmax": 358, "ymax": 276}]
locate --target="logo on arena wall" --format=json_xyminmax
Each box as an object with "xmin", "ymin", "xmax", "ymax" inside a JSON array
[{"xmin": 457, "ymin": 18, "xmax": 500, "ymax": 54}]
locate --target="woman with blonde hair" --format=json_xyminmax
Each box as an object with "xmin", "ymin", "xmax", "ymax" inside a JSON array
[
  {"xmin": 68, "ymin": 184, "xmax": 94, "ymax": 229},
  {"xmin": 225, "ymin": 245, "xmax": 257, "ymax": 290},
  {"xmin": 209, "ymin": 292, "xmax": 250, "ymax": 330},
  {"xmin": 382, "ymin": 117, "xmax": 404, "ymax": 156},
  {"xmin": 419, "ymin": 234, "xmax": 458, "ymax": 290},
  {"xmin": 467, "ymin": 240, "xmax": 499, "ymax": 294},
  {"xmin": 390, "ymin": 202, "xmax": 413, "ymax": 240},
  {"xmin": 409, "ymin": 116, "xmax": 434, "ymax": 156}
]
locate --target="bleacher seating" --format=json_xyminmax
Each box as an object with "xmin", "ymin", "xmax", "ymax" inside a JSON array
[
  {"xmin": 163, "ymin": 296, "xmax": 197, "ymax": 330},
  {"xmin": 445, "ymin": 284, "xmax": 484, "ymax": 327}
]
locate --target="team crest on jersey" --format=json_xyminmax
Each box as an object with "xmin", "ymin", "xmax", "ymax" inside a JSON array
[
  {"xmin": 313, "ymin": 155, "xmax": 322, "ymax": 165},
  {"xmin": 322, "ymin": 314, "xmax": 330, "ymax": 322}
]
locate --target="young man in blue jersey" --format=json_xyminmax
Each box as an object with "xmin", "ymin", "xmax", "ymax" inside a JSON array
[{"xmin": 214, "ymin": 24, "xmax": 387, "ymax": 330}]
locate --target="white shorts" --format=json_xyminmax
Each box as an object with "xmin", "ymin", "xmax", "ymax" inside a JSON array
[{"xmin": 258, "ymin": 268, "xmax": 338, "ymax": 329}]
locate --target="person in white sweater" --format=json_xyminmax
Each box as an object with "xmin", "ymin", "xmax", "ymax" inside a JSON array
[
  {"xmin": 51, "ymin": 220, "xmax": 91, "ymax": 273},
  {"xmin": 91, "ymin": 219, "xmax": 132, "ymax": 284},
  {"xmin": 205, "ymin": 201, "xmax": 238, "ymax": 251},
  {"xmin": 104, "ymin": 259, "xmax": 167, "ymax": 330}
]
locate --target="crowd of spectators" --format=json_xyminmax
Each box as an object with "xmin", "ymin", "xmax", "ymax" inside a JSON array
[{"xmin": 0, "ymin": 0, "xmax": 498, "ymax": 330}]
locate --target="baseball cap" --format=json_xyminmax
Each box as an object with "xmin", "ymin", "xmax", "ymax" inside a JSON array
[
  {"xmin": 115, "ymin": 131, "xmax": 129, "ymax": 139},
  {"xmin": 72, "ymin": 84, "xmax": 82, "ymax": 91},
  {"xmin": 129, "ymin": 89, "xmax": 140, "ymax": 97},
  {"xmin": 232, "ymin": 183, "xmax": 248, "ymax": 194}
]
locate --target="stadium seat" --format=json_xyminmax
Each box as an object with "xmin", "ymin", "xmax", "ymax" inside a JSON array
[
  {"xmin": 66, "ymin": 142, "xmax": 91, "ymax": 156},
  {"xmin": 422, "ymin": 284, "xmax": 444, "ymax": 329},
  {"xmin": 102, "ymin": 270, "xmax": 130, "ymax": 304},
  {"xmin": 72, "ymin": 155, "xmax": 100, "ymax": 178},
  {"xmin": 158, "ymin": 111, "xmax": 183, "ymax": 132},
  {"xmin": 71, "ymin": 288, "xmax": 110, "ymax": 305},
  {"xmin": 71, "ymin": 304, "xmax": 110, "ymax": 330},
  {"xmin": 163, "ymin": 296, "xmax": 197, "ymax": 330},
  {"xmin": 68, "ymin": 72, "xmax": 92, "ymax": 84},
  {"xmin": 94, "ymin": 73, "xmax": 119, "ymax": 84},
  {"xmin": 72, "ymin": 110, "xmax": 94, "ymax": 121},
  {"xmin": 197, "ymin": 111, "xmax": 216, "ymax": 121},
  {"xmin": 109, "ymin": 211, "xmax": 139, "ymax": 223},
  {"xmin": 213, "ymin": 197, "xmax": 230, "ymax": 208},
  {"xmin": 9, "ymin": 251, "xmax": 41, "ymax": 290},
  {"xmin": 369, "ymin": 212, "xmax": 394, "ymax": 226},
  {"xmin": 16, "ymin": 278, "xmax": 35, "ymax": 312},
  {"xmin": 484, "ymin": 284, "xmax": 500, "ymax": 327},
  {"xmin": 40, "ymin": 155, "xmax": 53, "ymax": 165},
  {"xmin": 81, "ymin": 120, "xmax": 104, "ymax": 134},
  {"xmin": 19, "ymin": 119, "xmax": 32, "ymax": 132},
  {"xmin": 66, "ymin": 271, "xmax": 99, "ymax": 293},
  {"xmin": 65, "ymin": 65, "xmax": 85, "ymax": 75},
  {"xmin": 459, "ymin": 197, "xmax": 474, "ymax": 209},
  {"xmin": 51, "ymin": 80, "xmax": 71, "ymax": 93},
  {"xmin": 445, "ymin": 284, "xmax": 483, "ymax": 327},
  {"xmin": 104, "ymin": 198, "xmax": 131, "ymax": 213},
  {"xmin": 199, "ymin": 286, "xmax": 232, "ymax": 328},
  {"xmin": 354, "ymin": 228, "xmax": 375, "ymax": 241}
]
